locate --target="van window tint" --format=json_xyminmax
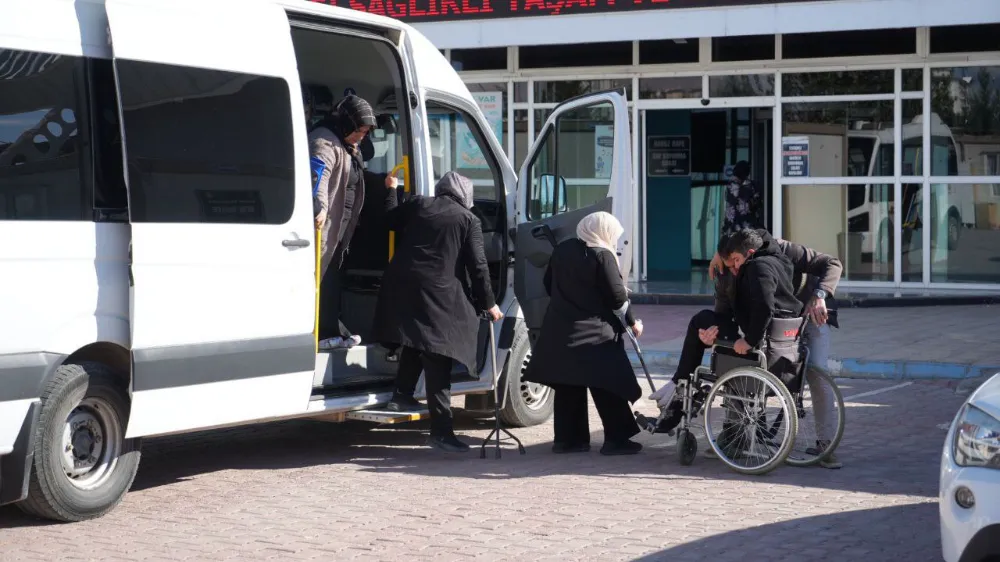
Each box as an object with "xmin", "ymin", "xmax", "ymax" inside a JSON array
[
  {"xmin": 0, "ymin": 49, "xmax": 87, "ymax": 220},
  {"xmin": 115, "ymin": 61, "xmax": 294, "ymax": 224}
]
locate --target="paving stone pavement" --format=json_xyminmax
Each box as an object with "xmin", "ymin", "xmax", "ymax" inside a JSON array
[
  {"xmin": 0, "ymin": 378, "xmax": 971, "ymax": 562},
  {"xmin": 630, "ymin": 304, "xmax": 1000, "ymax": 369}
]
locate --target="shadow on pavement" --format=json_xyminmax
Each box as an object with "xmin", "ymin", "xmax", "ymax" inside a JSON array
[
  {"xmin": 0, "ymin": 379, "xmax": 962, "ymax": 528},
  {"xmin": 630, "ymin": 503, "xmax": 941, "ymax": 562}
]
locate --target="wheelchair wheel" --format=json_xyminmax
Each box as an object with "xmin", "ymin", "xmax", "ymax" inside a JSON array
[
  {"xmin": 785, "ymin": 366, "xmax": 846, "ymax": 467},
  {"xmin": 676, "ymin": 429, "xmax": 697, "ymax": 466},
  {"xmin": 703, "ymin": 366, "xmax": 797, "ymax": 475}
]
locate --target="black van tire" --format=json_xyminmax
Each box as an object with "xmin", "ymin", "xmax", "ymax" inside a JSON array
[
  {"xmin": 18, "ymin": 362, "xmax": 141, "ymax": 522},
  {"xmin": 499, "ymin": 328, "xmax": 553, "ymax": 428}
]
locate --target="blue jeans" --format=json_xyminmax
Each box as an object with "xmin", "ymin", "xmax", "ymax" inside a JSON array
[{"xmin": 804, "ymin": 321, "xmax": 836, "ymax": 443}]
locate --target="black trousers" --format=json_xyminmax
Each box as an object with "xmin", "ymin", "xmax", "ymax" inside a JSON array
[
  {"xmin": 673, "ymin": 309, "xmax": 740, "ymax": 383},
  {"xmin": 550, "ymin": 384, "xmax": 639, "ymax": 445},
  {"xmin": 395, "ymin": 346, "xmax": 454, "ymax": 436},
  {"xmin": 318, "ymin": 262, "xmax": 351, "ymax": 341}
]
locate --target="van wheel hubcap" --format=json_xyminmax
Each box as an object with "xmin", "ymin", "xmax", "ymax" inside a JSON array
[{"xmin": 60, "ymin": 398, "xmax": 121, "ymax": 490}]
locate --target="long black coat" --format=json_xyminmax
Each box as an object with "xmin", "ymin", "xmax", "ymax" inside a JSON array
[
  {"xmin": 522, "ymin": 239, "xmax": 642, "ymax": 403},
  {"xmin": 371, "ymin": 189, "xmax": 495, "ymax": 371}
]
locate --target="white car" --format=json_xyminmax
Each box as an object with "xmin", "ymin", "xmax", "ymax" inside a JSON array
[{"xmin": 941, "ymin": 373, "xmax": 1000, "ymax": 562}]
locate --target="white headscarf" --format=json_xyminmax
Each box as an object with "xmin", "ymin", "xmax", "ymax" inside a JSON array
[{"xmin": 576, "ymin": 211, "xmax": 623, "ymax": 267}]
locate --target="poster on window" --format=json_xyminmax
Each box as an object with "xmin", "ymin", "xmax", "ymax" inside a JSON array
[
  {"xmin": 455, "ymin": 92, "xmax": 503, "ymax": 170},
  {"xmin": 594, "ymin": 125, "xmax": 614, "ymax": 179}
]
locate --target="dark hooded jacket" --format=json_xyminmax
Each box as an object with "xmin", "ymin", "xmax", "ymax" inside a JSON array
[
  {"xmin": 716, "ymin": 229, "xmax": 842, "ymax": 329},
  {"xmin": 371, "ymin": 172, "xmax": 495, "ymax": 372},
  {"xmin": 732, "ymin": 236, "xmax": 804, "ymax": 349}
]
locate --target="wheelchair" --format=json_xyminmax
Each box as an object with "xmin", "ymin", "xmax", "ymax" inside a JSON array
[{"xmin": 634, "ymin": 316, "xmax": 812, "ymax": 476}]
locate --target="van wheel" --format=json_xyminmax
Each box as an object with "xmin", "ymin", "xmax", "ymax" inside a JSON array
[
  {"xmin": 499, "ymin": 328, "xmax": 553, "ymax": 428},
  {"xmin": 18, "ymin": 362, "xmax": 141, "ymax": 522}
]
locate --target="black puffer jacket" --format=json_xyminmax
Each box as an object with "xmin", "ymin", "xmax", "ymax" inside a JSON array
[{"xmin": 732, "ymin": 238, "xmax": 804, "ymax": 348}]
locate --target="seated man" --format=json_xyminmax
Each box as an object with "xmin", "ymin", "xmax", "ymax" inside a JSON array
[{"xmin": 644, "ymin": 229, "xmax": 803, "ymax": 430}]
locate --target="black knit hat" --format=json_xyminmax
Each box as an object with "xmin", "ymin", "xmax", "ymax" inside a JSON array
[{"xmin": 336, "ymin": 95, "xmax": 377, "ymax": 135}]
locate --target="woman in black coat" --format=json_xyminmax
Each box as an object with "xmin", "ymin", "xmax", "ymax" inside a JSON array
[
  {"xmin": 372, "ymin": 171, "xmax": 503, "ymax": 453},
  {"xmin": 522, "ymin": 211, "xmax": 645, "ymax": 456}
]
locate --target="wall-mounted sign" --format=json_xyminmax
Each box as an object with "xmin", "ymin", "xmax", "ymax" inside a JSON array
[
  {"xmin": 311, "ymin": 0, "xmax": 832, "ymax": 23},
  {"xmin": 781, "ymin": 136, "xmax": 810, "ymax": 177},
  {"xmin": 647, "ymin": 135, "xmax": 690, "ymax": 178}
]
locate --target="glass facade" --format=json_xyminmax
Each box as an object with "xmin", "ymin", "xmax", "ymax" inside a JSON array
[{"xmin": 454, "ymin": 28, "xmax": 1000, "ymax": 289}]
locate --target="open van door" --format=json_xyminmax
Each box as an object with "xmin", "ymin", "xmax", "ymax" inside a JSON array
[
  {"xmin": 514, "ymin": 91, "xmax": 633, "ymax": 336},
  {"xmin": 105, "ymin": 0, "xmax": 317, "ymax": 438}
]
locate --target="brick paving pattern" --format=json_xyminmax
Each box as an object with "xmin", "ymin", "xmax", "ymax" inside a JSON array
[
  {"xmin": 0, "ymin": 377, "xmax": 970, "ymax": 561},
  {"xmin": 631, "ymin": 304, "xmax": 1000, "ymax": 367}
]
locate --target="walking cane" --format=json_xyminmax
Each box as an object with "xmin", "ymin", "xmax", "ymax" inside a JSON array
[{"xmin": 480, "ymin": 314, "xmax": 526, "ymax": 459}]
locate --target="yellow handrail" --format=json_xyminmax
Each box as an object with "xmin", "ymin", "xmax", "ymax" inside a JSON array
[
  {"xmin": 387, "ymin": 156, "xmax": 410, "ymax": 261},
  {"xmin": 314, "ymin": 226, "xmax": 321, "ymax": 352}
]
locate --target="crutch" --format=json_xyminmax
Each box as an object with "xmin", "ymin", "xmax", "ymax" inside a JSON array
[
  {"xmin": 479, "ymin": 314, "xmax": 526, "ymax": 459},
  {"xmin": 616, "ymin": 305, "xmax": 656, "ymax": 394}
]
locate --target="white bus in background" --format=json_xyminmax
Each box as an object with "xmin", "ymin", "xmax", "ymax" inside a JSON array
[
  {"xmin": 846, "ymin": 113, "xmax": 973, "ymax": 264},
  {"xmin": 0, "ymin": 0, "xmax": 635, "ymax": 522}
]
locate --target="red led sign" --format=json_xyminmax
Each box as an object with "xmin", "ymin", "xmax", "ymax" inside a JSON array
[{"xmin": 310, "ymin": 0, "xmax": 828, "ymax": 22}]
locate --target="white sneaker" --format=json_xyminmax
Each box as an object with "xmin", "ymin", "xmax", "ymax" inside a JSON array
[
  {"xmin": 342, "ymin": 335, "xmax": 362, "ymax": 348},
  {"xmin": 649, "ymin": 381, "xmax": 676, "ymax": 408}
]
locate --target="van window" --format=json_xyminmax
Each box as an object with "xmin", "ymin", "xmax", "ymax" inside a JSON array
[
  {"xmin": 114, "ymin": 61, "xmax": 294, "ymax": 224},
  {"xmin": 526, "ymin": 102, "xmax": 614, "ymax": 220},
  {"xmin": 0, "ymin": 49, "xmax": 88, "ymax": 220},
  {"xmin": 426, "ymin": 101, "xmax": 501, "ymax": 202}
]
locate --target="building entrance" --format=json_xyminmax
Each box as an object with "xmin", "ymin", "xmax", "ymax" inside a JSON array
[{"xmin": 639, "ymin": 106, "xmax": 773, "ymax": 285}]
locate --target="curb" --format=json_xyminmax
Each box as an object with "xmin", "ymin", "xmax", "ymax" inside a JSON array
[
  {"xmin": 628, "ymin": 293, "xmax": 1000, "ymax": 308},
  {"xmin": 626, "ymin": 350, "xmax": 1000, "ymax": 381}
]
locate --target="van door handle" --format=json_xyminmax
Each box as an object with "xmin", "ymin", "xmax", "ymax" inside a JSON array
[{"xmin": 282, "ymin": 238, "xmax": 311, "ymax": 248}]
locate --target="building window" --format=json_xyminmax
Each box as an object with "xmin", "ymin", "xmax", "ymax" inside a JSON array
[
  {"xmin": 930, "ymin": 66, "xmax": 1000, "ymax": 177},
  {"xmin": 782, "ymin": 70, "xmax": 895, "ymax": 97},
  {"xmin": 639, "ymin": 39, "xmax": 699, "ymax": 65},
  {"xmin": 708, "ymin": 74, "xmax": 775, "ymax": 97},
  {"xmin": 782, "ymin": 28, "xmax": 916, "ymax": 59},
  {"xmin": 930, "ymin": 24, "xmax": 1000, "ymax": 54},
  {"xmin": 903, "ymin": 69, "xmax": 923, "ymax": 92},
  {"xmin": 712, "ymin": 35, "xmax": 775, "ymax": 62},
  {"xmin": 782, "ymin": 100, "xmax": 896, "ymax": 177},
  {"xmin": 450, "ymin": 48, "xmax": 507, "ymax": 72},
  {"xmin": 520, "ymin": 42, "xmax": 631, "ymax": 69},
  {"xmin": 639, "ymin": 77, "xmax": 702, "ymax": 99},
  {"xmin": 116, "ymin": 61, "xmax": 295, "ymax": 224},
  {"xmin": 783, "ymin": 183, "xmax": 895, "ymax": 282},
  {"xmin": 534, "ymin": 80, "xmax": 632, "ymax": 104},
  {"xmin": 0, "ymin": 49, "xmax": 88, "ymax": 221}
]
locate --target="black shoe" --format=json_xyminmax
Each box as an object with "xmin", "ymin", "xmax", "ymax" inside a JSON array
[
  {"xmin": 600, "ymin": 439, "xmax": 643, "ymax": 456},
  {"xmin": 428, "ymin": 433, "xmax": 471, "ymax": 453},
  {"xmin": 386, "ymin": 393, "xmax": 423, "ymax": 412},
  {"xmin": 552, "ymin": 442, "xmax": 591, "ymax": 454}
]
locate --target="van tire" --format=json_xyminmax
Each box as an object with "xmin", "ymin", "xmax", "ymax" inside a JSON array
[
  {"xmin": 499, "ymin": 328, "xmax": 553, "ymax": 428},
  {"xmin": 18, "ymin": 362, "xmax": 141, "ymax": 522}
]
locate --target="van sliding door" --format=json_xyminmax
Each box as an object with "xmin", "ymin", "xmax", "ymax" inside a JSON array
[{"xmin": 105, "ymin": 0, "xmax": 316, "ymax": 438}]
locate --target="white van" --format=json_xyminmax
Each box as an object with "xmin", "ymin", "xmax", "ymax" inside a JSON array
[{"xmin": 0, "ymin": 0, "xmax": 634, "ymax": 521}]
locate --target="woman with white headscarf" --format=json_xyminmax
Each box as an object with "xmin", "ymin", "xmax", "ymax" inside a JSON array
[
  {"xmin": 372, "ymin": 171, "xmax": 503, "ymax": 453},
  {"xmin": 522, "ymin": 211, "xmax": 645, "ymax": 456}
]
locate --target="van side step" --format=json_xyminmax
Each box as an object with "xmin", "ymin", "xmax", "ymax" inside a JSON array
[{"xmin": 346, "ymin": 409, "xmax": 430, "ymax": 424}]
